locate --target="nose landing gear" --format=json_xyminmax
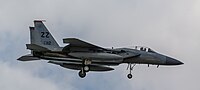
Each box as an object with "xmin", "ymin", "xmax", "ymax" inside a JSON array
[{"xmin": 126, "ymin": 63, "xmax": 136, "ymax": 79}]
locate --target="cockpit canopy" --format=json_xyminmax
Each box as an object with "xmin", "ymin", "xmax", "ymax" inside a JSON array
[{"xmin": 133, "ymin": 46, "xmax": 156, "ymax": 53}]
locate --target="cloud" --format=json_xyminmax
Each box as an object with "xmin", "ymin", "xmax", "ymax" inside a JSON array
[{"xmin": 0, "ymin": 61, "xmax": 59, "ymax": 90}]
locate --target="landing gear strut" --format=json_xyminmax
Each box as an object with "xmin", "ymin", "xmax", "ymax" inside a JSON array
[
  {"xmin": 126, "ymin": 63, "xmax": 136, "ymax": 79},
  {"xmin": 78, "ymin": 59, "xmax": 91, "ymax": 78},
  {"xmin": 79, "ymin": 68, "xmax": 86, "ymax": 78},
  {"xmin": 83, "ymin": 59, "xmax": 91, "ymax": 72}
]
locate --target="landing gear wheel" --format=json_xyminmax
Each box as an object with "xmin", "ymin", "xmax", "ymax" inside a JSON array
[
  {"xmin": 84, "ymin": 66, "xmax": 90, "ymax": 72},
  {"xmin": 78, "ymin": 70, "xmax": 86, "ymax": 78},
  {"xmin": 127, "ymin": 74, "xmax": 132, "ymax": 79},
  {"xmin": 126, "ymin": 63, "xmax": 136, "ymax": 79}
]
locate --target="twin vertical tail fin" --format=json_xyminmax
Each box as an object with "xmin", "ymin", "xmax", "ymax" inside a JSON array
[
  {"xmin": 28, "ymin": 20, "xmax": 60, "ymax": 51},
  {"xmin": 18, "ymin": 20, "xmax": 60, "ymax": 61}
]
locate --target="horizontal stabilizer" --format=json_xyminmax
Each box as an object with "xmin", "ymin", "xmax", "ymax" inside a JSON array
[
  {"xmin": 17, "ymin": 54, "xmax": 40, "ymax": 61},
  {"xmin": 26, "ymin": 44, "xmax": 50, "ymax": 52}
]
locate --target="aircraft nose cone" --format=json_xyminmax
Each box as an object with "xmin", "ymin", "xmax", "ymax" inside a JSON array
[{"xmin": 166, "ymin": 57, "xmax": 184, "ymax": 65}]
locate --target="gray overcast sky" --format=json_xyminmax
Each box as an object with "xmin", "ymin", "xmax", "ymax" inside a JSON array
[{"xmin": 0, "ymin": 0, "xmax": 199, "ymax": 90}]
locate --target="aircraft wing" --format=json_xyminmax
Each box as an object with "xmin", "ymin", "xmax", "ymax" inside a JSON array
[{"xmin": 62, "ymin": 38, "xmax": 106, "ymax": 52}]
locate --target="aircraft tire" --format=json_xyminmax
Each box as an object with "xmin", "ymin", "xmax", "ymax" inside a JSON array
[
  {"xmin": 127, "ymin": 74, "xmax": 132, "ymax": 79},
  {"xmin": 79, "ymin": 70, "xmax": 86, "ymax": 78},
  {"xmin": 84, "ymin": 66, "xmax": 90, "ymax": 72}
]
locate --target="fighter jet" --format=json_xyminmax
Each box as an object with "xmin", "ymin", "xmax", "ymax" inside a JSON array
[{"xmin": 18, "ymin": 20, "xmax": 183, "ymax": 79}]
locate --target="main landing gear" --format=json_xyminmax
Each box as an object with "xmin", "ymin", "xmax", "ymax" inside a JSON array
[
  {"xmin": 126, "ymin": 63, "xmax": 136, "ymax": 79},
  {"xmin": 79, "ymin": 67, "xmax": 86, "ymax": 78},
  {"xmin": 78, "ymin": 59, "xmax": 91, "ymax": 78}
]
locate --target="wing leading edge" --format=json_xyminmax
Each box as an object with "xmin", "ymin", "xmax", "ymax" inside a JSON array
[{"xmin": 62, "ymin": 38, "xmax": 106, "ymax": 52}]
